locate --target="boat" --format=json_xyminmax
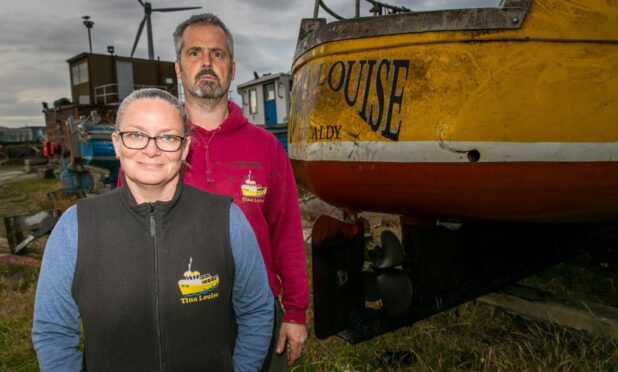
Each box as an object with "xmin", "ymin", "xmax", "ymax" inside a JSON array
[
  {"xmin": 289, "ymin": 0, "xmax": 618, "ymax": 342},
  {"xmin": 178, "ymin": 257, "xmax": 220, "ymax": 297},
  {"xmin": 59, "ymin": 112, "xmax": 121, "ymax": 189},
  {"xmin": 290, "ymin": 0, "xmax": 618, "ymax": 223},
  {"xmin": 78, "ymin": 124, "xmax": 119, "ymax": 177},
  {"xmin": 241, "ymin": 171, "xmax": 268, "ymax": 198},
  {"xmin": 237, "ymin": 72, "xmax": 293, "ymax": 151}
]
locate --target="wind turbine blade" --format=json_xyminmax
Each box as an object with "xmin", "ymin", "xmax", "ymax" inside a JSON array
[
  {"xmin": 131, "ymin": 16, "xmax": 147, "ymax": 57},
  {"xmin": 153, "ymin": 6, "xmax": 202, "ymax": 12}
]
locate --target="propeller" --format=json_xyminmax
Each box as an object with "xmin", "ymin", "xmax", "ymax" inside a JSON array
[
  {"xmin": 130, "ymin": 0, "xmax": 202, "ymax": 60},
  {"xmin": 374, "ymin": 229, "xmax": 405, "ymax": 269},
  {"xmin": 375, "ymin": 268, "xmax": 412, "ymax": 316},
  {"xmin": 365, "ymin": 230, "xmax": 412, "ymax": 317}
]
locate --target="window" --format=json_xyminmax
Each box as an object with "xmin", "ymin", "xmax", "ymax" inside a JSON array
[
  {"xmin": 79, "ymin": 63, "xmax": 89, "ymax": 83},
  {"xmin": 71, "ymin": 61, "xmax": 89, "ymax": 86},
  {"xmin": 249, "ymin": 89, "xmax": 258, "ymax": 114},
  {"xmin": 71, "ymin": 66, "xmax": 79, "ymax": 85},
  {"xmin": 266, "ymin": 84, "xmax": 275, "ymax": 101}
]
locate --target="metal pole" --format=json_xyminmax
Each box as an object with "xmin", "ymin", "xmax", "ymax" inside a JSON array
[
  {"xmin": 355, "ymin": 0, "xmax": 360, "ymax": 17},
  {"xmin": 82, "ymin": 16, "xmax": 94, "ymax": 53},
  {"xmin": 313, "ymin": 0, "xmax": 321, "ymax": 18},
  {"xmin": 87, "ymin": 29, "xmax": 93, "ymax": 53}
]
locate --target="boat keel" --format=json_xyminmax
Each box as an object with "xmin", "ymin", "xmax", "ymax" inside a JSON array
[{"xmin": 311, "ymin": 214, "xmax": 618, "ymax": 343}]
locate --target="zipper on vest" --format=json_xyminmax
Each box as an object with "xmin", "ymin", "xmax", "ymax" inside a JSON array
[{"xmin": 150, "ymin": 204, "xmax": 165, "ymax": 371}]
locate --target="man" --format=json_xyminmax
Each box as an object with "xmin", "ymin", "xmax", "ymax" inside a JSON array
[
  {"xmin": 33, "ymin": 89, "xmax": 273, "ymax": 371},
  {"xmin": 173, "ymin": 13, "xmax": 309, "ymax": 369}
]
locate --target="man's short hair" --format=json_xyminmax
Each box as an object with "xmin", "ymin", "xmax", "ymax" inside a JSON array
[
  {"xmin": 173, "ymin": 13, "xmax": 234, "ymax": 61},
  {"xmin": 115, "ymin": 88, "xmax": 188, "ymax": 135}
]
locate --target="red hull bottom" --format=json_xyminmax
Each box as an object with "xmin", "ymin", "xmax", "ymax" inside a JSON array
[{"xmin": 292, "ymin": 160, "xmax": 618, "ymax": 222}]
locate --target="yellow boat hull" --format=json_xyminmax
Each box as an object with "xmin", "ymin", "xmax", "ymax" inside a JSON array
[
  {"xmin": 241, "ymin": 185, "xmax": 267, "ymax": 198},
  {"xmin": 178, "ymin": 277, "xmax": 219, "ymax": 297},
  {"xmin": 289, "ymin": 0, "xmax": 618, "ymax": 222}
]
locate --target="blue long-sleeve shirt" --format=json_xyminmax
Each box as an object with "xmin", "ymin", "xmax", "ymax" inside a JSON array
[{"xmin": 32, "ymin": 204, "xmax": 273, "ymax": 371}]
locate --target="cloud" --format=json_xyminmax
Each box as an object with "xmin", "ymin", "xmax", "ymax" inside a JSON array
[{"xmin": 0, "ymin": 0, "xmax": 500, "ymax": 128}]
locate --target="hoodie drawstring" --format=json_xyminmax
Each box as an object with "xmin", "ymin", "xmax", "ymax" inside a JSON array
[{"xmin": 204, "ymin": 126, "xmax": 221, "ymax": 184}]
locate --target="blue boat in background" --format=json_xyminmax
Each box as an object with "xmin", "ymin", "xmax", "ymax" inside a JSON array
[
  {"xmin": 266, "ymin": 124, "xmax": 288, "ymax": 152},
  {"xmin": 61, "ymin": 112, "xmax": 119, "ymax": 190},
  {"xmin": 79, "ymin": 127, "xmax": 120, "ymax": 184}
]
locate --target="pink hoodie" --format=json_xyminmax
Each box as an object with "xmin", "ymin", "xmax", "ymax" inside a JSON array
[{"xmin": 183, "ymin": 101, "xmax": 308, "ymax": 324}]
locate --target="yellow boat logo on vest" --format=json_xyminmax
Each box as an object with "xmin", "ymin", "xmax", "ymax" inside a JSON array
[
  {"xmin": 241, "ymin": 170, "xmax": 267, "ymax": 203},
  {"xmin": 178, "ymin": 257, "xmax": 220, "ymax": 304}
]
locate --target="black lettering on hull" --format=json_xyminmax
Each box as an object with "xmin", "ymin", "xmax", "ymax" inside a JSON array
[
  {"xmin": 290, "ymin": 58, "xmax": 410, "ymax": 142},
  {"xmin": 309, "ymin": 125, "xmax": 343, "ymax": 141}
]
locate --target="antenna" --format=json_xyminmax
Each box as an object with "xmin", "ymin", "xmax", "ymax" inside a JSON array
[{"xmin": 130, "ymin": 0, "xmax": 202, "ymax": 60}]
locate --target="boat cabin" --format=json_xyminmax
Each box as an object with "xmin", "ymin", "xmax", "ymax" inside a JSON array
[
  {"xmin": 237, "ymin": 73, "xmax": 291, "ymax": 127},
  {"xmin": 237, "ymin": 73, "xmax": 291, "ymax": 151}
]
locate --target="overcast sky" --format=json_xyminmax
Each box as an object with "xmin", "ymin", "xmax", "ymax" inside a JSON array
[{"xmin": 0, "ymin": 0, "xmax": 498, "ymax": 128}]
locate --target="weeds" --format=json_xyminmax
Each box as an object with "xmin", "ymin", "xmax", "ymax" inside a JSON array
[
  {"xmin": 1, "ymin": 257, "xmax": 617, "ymax": 371},
  {"xmin": 0, "ymin": 264, "xmax": 38, "ymax": 371},
  {"xmin": 0, "ymin": 174, "xmax": 59, "ymax": 241},
  {"xmin": 0, "ymin": 173, "xmax": 617, "ymax": 370}
]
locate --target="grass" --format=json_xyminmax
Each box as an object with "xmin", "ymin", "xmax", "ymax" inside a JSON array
[
  {"xmin": 0, "ymin": 174, "xmax": 57, "ymax": 210},
  {"xmin": 520, "ymin": 247, "xmax": 618, "ymax": 308},
  {"xmin": 3, "ymin": 259, "xmax": 614, "ymax": 372},
  {"xmin": 0, "ymin": 171, "xmax": 617, "ymax": 370},
  {"xmin": 0, "ymin": 169, "xmax": 58, "ymax": 242},
  {"xmin": 291, "ymin": 249, "xmax": 618, "ymax": 371},
  {"xmin": 0, "ymin": 264, "xmax": 39, "ymax": 372}
]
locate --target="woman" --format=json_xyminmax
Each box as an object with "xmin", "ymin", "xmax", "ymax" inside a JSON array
[{"xmin": 32, "ymin": 88, "xmax": 273, "ymax": 371}]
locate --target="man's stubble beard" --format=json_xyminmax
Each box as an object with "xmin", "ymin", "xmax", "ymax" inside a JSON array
[
  {"xmin": 184, "ymin": 64, "xmax": 232, "ymax": 101},
  {"xmin": 190, "ymin": 82, "xmax": 225, "ymax": 100}
]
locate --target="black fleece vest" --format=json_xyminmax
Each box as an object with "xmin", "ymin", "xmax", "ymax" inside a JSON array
[{"xmin": 72, "ymin": 182, "xmax": 235, "ymax": 371}]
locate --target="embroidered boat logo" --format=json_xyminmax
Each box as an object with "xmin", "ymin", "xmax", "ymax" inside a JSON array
[
  {"xmin": 241, "ymin": 170, "xmax": 267, "ymax": 202},
  {"xmin": 178, "ymin": 257, "xmax": 220, "ymax": 304}
]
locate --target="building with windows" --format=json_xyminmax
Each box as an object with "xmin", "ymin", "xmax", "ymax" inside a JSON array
[
  {"xmin": 0, "ymin": 126, "xmax": 46, "ymax": 144},
  {"xmin": 67, "ymin": 53, "xmax": 177, "ymax": 106},
  {"xmin": 44, "ymin": 53, "xmax": 178, "ymax": 148}
]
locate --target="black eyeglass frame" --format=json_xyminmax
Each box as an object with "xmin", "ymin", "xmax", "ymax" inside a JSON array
[{"xmin": 116, "ymin": 131, "xmax": 186, "ymax": 152}]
